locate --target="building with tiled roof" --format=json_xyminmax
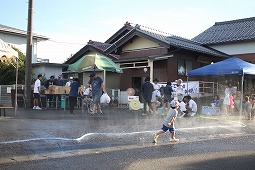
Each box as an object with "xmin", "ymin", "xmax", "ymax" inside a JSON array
[
  {"xmin": 65, "ymin": 22, "xmax": 230, "ymax": 92},
  {"xmin": 192, "ymin": 17, "xmax": 255, "ymax": 64}
]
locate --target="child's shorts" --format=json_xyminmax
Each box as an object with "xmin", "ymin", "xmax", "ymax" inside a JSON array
[{"xmin": 162, "ymin": 124, "xmax": 175, "ymax": 133}]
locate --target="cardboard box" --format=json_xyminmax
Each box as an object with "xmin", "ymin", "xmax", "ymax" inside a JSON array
[
  {"xmin": 44, "ymin": 89, "xmax": 51, "ymax": 94},
  {"xmin": 65, "ymin": 86, "xmax": 70, "ymax": 94},
  {"xmin": 51, "ymin": 85, "xmax": 65, "ymax": 94}
]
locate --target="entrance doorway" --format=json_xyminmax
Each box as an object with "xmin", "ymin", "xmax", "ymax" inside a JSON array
[{"xmin": 132, "ymin": 77, "xmax": 142, "ymax": 96}]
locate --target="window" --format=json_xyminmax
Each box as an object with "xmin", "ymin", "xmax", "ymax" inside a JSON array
[{"xmin": 178, "ymin": 59, "xmax": 192, "ymax": 75}]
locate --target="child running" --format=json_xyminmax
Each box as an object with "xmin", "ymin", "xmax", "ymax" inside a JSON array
[{"xmin": 153, "ymin": 99, "xmax": 180, "ymax": 143}]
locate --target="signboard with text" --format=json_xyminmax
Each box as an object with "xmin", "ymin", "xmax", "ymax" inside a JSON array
[{"xmin": 158, "ymin": 81, "xmax": 199, "ymax": 94}]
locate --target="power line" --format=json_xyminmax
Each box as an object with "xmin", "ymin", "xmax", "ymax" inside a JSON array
[{"xmin": 47, "ymin": 39, "xmax": 86, "ymax": 45}]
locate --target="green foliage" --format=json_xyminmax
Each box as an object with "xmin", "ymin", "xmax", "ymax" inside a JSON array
[{"xmin": 0, "ymin": 47, "xmax": 26, "ymax": 85}]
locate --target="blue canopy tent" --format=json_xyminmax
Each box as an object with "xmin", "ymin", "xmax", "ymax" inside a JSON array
[{"xmin": 187, "ymin": 57, "xmax": 255, "ymax": 114}]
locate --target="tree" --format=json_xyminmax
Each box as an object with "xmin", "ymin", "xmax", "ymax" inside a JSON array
[{"xmin": 0, "ymin": 47, "xmax": 26, "ymax": 85}]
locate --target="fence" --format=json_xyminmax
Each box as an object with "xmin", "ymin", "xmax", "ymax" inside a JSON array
[{"xmin": 0, "ymin": 85, "xmax": 27, "ymax": 107}]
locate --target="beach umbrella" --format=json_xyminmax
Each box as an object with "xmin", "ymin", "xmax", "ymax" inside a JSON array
[{"xmin": 68, "ymin": 54, "xmax": 122, "ymax": 73}]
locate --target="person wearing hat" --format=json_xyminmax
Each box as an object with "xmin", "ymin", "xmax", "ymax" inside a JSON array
[
  {"xmin": 141, "ymin": 76, "xmax": 154, "ymax": 115},
  {"xmin": 44, "ymin": 75, "xmax": 55, "ymax": 108},
  {"xmin": 65, "ymin": 77, "xmax": 73, "ymax": 87},
  {"xmin": 87, "ymin": 72, "xmax": 106, "ymax": 115},
  {"xmin": 153, "ymin": 99, "xmax": 180, "ymax": 143}
]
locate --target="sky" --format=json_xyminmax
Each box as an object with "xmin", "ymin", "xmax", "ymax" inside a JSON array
[{"xmin": 1, "ymin": 0, "xmax": 255, "ymax": 63}]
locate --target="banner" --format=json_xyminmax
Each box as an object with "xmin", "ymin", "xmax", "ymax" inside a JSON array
[{"xmin": 158, "ymin": 81, "xmax": 199, "ymax": 94}]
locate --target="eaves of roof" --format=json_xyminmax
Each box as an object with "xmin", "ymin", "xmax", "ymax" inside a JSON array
[
  {"xmin": 114, "ymin": 56, "xmax": 149, "ymax": 63},
  {"xmin": 192, "ymin": 17, "xmax": 255, "ymax": 45},
  {"xmin": 64, "ymin": 45, "xmax": 105, "ymax": 64},
  {"xmin": 64, "ymin": 41, "xmax": 116, "ymax": 64},
  {"xmin": 32, "ymin": 63, "xmax": 69, "ymax": 67},
  {"xmin": 0, "ymin": 24, "xmax": 49, "ymax": 41}
]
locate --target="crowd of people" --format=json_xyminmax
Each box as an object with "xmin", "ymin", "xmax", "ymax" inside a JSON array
[
  {"xmin": 141, "ymin": 76, "xmax": 198, "ymax": 117},
  {"xmin": 33, "ymin": 72, "xmax": 106, "ymax": 115}
]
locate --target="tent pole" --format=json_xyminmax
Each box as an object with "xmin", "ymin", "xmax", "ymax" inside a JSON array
[
  {"xmin": 103, "ymin": 70, "xmax": 106, "ymax": 86},
  {"xmin": 240, "ymin": 73, "xmax": 244, "ymax": 116},
  {"xmin": 186, "ymin": 76, "xmax": 189, "ymax": 95},
  {"xmin": 15, "ymin": 58, "xmax": 18, "ymax": 117}
]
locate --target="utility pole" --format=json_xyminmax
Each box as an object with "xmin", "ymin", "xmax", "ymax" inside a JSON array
[{"xmin": 25, "ymin": 0, "xmax": 33, "ymax": 108}]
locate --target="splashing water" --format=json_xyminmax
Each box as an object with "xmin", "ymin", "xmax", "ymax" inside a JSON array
[{"xmin": 0, "ymin": 120, "xmax": 246, "ymax": 145}]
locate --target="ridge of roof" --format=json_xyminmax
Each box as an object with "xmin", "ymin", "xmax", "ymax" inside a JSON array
[
  {"xmin": 214, "ymin": 17, "xmax": 255, "ymax": 26},
  {"xmin": 87, "ymin": 40, "xmax": 111, "ymax": 51}
]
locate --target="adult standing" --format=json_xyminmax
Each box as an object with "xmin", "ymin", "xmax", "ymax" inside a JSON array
[
  {"xmin": 69, "ymin": 78, "xmax": 80, "ymax": 114},
  {"xmin": 175, "ymin": 79, "xmax": 184, "ymax": 102},
  {"xmin": 44, "ymin": 75, "xmax": 55, "ymax": 108},
  {"xmin": 33, "ymin": 74, "xmax": 42, "ymax": 110},
  {"xmin": 151, "ymin": 78, "xmax": 161, "ymax": 114},
  {"xmin": 162, "ymin": 82, "xmax": 173, "ymax": 114},
  {"xmin": 65, "ymin": 77, "xmax": 73, "ymax": 87},
  {"xmin": 223, "ymin": 83, "xmax": 234, "ymax": 116},
  {"xmin": 87, "ymin": 72, "xmax": 106, "ymax": 115},
  {"xmin": 141, "ymin": 76, "xmax": 154, "ymax": 115},
  {"xmin": 53, "ymin": 75, "xmax": 65, "ymax": 108}
]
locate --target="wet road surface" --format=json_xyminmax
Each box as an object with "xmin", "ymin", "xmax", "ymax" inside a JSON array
[{"xmin": 0, "ymin": 108, "xmax": 254, "ymax": 169}]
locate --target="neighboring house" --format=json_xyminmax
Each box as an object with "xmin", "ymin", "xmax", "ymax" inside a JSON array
[
  {"xmin": 192, "ymin": 17, "xmax": 255, "ymax": 93},
  {"xmin": 192, "ymin": 17, "xmax": 255, "ymax": 63},
  {"xmin": 32, "ymin": 63, "xmax": 69, "ymax": 82},
  {"xmin": 65, "ymin": 22, "xmax": 229, "ymax": 94},
  {"xmin": 0, "ymin": 24, "xmax": 68, "ymax": 81},
  {"xmin": 0, "ymin": 24, "xmax": 49, "ymax": 63}
]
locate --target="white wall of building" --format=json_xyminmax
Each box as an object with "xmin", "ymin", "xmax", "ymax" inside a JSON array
[
  {"xmin": 0, "ymin": 33, "xmax": 39, "ymax": 63},
  {"xmin": 209, "ymin": 41, "xmax": 255, "ymax": 55},
  {"xmin": 33, "ymin": 65, "xmax": 63, "ymax": 79}
]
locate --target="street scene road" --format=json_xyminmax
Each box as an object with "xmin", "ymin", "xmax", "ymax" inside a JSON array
[{"xmin": 0, "ymin": 108, "xmax": 255, "ymax": 170}]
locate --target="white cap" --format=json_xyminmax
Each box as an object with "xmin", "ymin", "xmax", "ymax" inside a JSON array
[{"xmin": 70, "ymin": 77, "xmax": 73, "ymax": 80}]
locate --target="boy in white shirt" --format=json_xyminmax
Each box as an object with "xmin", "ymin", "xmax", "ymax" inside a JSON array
[{"xmin": 33, "ymin": 74, "xmax": 43, "ymax": 110}]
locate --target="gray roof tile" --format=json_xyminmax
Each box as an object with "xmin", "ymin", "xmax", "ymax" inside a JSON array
[
  {"xmin": 192, "ymin": 17, "xmax": 255, "ymax": 44},
  {"xmin": 125, "ymin": 26, "xmax": 228, "ymax": 57}
]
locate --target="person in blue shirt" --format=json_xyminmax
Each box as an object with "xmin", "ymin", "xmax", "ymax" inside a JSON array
[
  {"xmin": 162, "ymin": 82, "xmax": 173, "ymax": 114},
  {"xmin": 87, "ymin": 72, "xmax": 106, "ymax": 115},
  {"xmin": 141, "ymin": 76, "xmax": 154, "ymax": 115},
  {"xmin": 69, "ymin": 78, "xmax": 80, "ymax": 114},
  {"xmin": 211, "ymin": 95, "xmax": 220, "ymax": 107}
]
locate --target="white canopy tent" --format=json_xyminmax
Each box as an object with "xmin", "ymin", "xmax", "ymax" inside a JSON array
[{"xmin": 0, "ymin": 38, "xmax": 19, "ymax": 116}]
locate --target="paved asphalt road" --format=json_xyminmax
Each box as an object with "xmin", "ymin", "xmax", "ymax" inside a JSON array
[{"xmin": 0, "ymin": 107, "xmax": 254, "ymax": 170}]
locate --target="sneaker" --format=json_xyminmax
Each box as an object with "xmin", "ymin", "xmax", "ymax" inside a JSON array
[
  {"xmin": 36, "ymin": 106, "xmax": 42, "ymax": 110},
  {"xmin": 33, "ymin": 106, "xmax": 36, "ymax": 110},
  {"xmin": 142, "ymin": 113, "xmax": 147, "ymax": 116},
  {"xmin": 169, "ymin": 138, "xmax": 179, "ymax": 142},
  {"xmin": 153, "ymin": 135, "xmax": 158, "ymax": 143}
]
